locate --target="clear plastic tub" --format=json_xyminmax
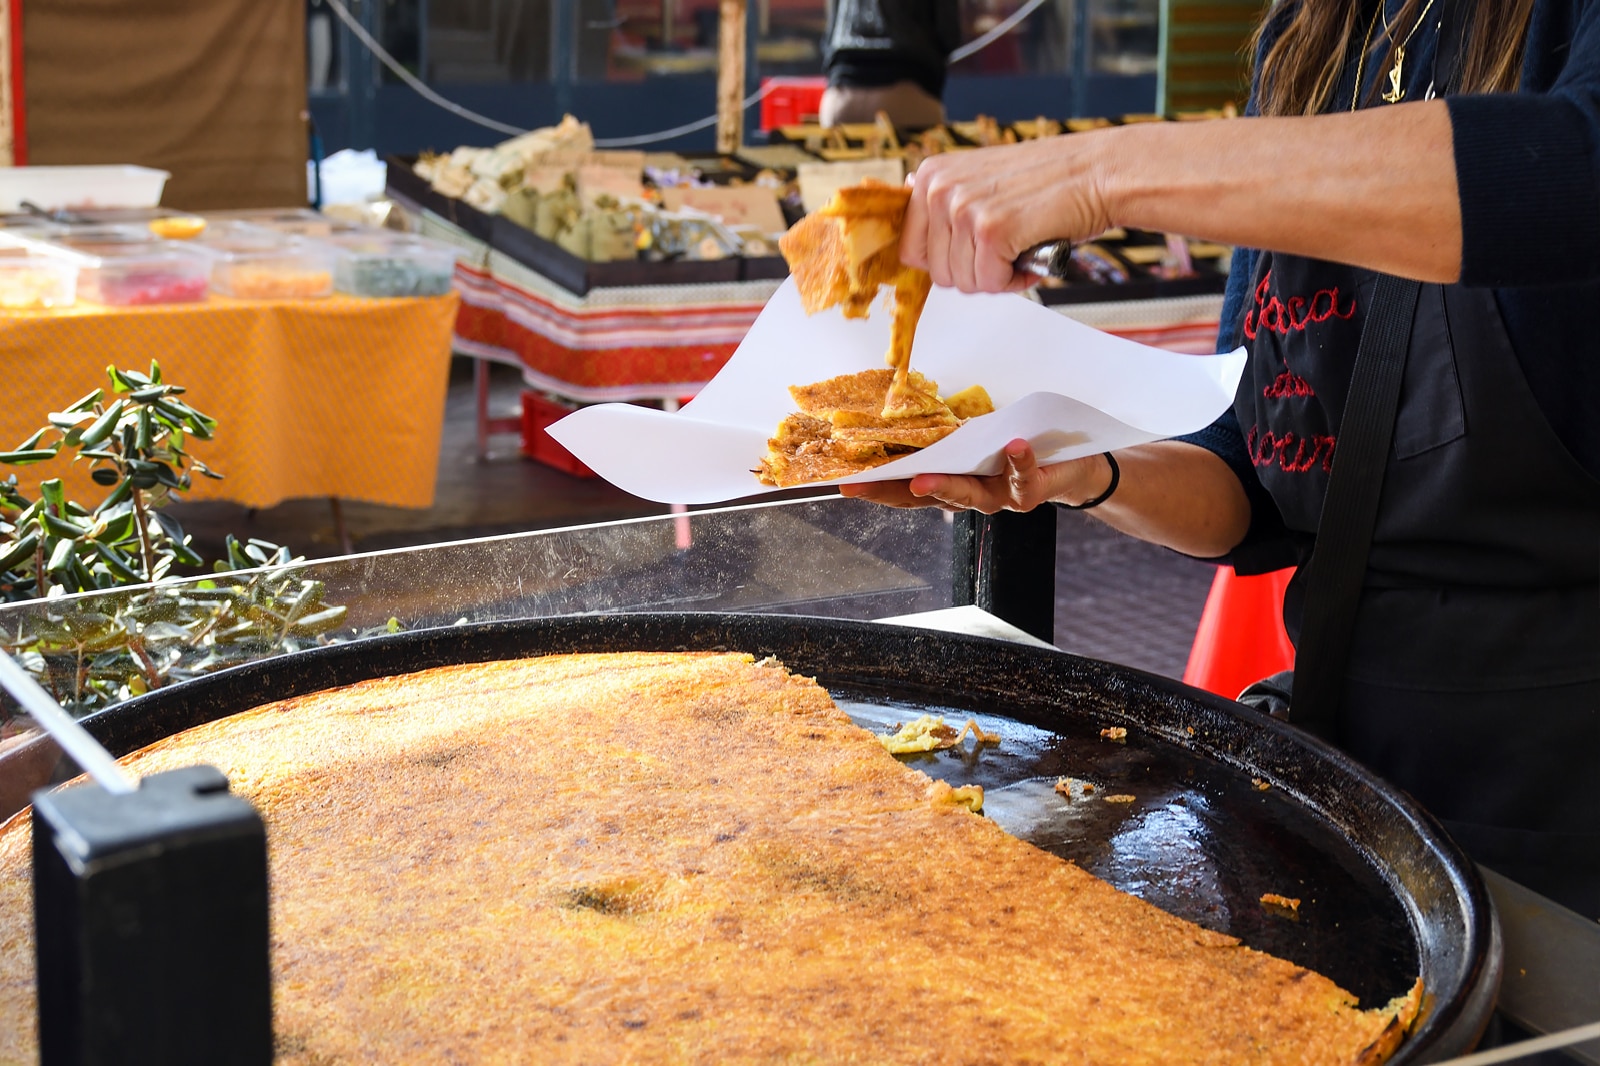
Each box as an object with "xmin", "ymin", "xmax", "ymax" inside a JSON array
[
  {"xmin": 0, "ymin": 256, "xmax": 78, "ymax": 309},
  {"xmin": 43, "ymin": 237, "xmax": 211, "ymax": 306},
  {"xmin": 201, "ymin": 208, "xmax": 363, "ymax": 239},
  {"xmin": 48, "ymin": 224, "xmax": 155, "ymax": 246},
  {"xmin": 187, "ymin": 219, "xmax": 278, "ymax": 247},
  {"xmin": 323, "ymin": 233, "xmax": 458, "ymax": 297},
  {"xmin": 201, "ymin": 236, "xmax": 335, "ymax": 299}
]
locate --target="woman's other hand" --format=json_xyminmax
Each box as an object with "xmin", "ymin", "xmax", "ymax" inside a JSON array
[
  {"xmin": 840, "ymin": 440, "xmax": 1253, "ymax": 561},
  {"xmin": 838, "ymin": 439, "xmax": 1111, "ymax": 513},
  {"xmin": 901, "ymin": 136, "xmax": 1115, "ymax": 294}
]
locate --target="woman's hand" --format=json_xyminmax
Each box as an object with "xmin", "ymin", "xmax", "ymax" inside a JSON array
[
  {"xmin": 901, "ymin": 103, "xmax": 1462, "ymax": 288},
  {"xmin": 838, "ymin": 439, "xmax": 1112, "ymax": 513},
  {"xmin": 901, "ymin": 135, "xmax": 1116, "ymax": 294},
  {"xmin": 841, "ymin": 440, "xmax": 1253, "ymax": 560}
]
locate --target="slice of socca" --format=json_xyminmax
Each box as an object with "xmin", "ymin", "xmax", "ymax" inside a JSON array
[
  {"xmin": 779, "ymin": 179, "xmax": 936, "ymax": 417},
  {"xmin": 757, "ymin": 369, "xmax": 995, "ymax": 488}
]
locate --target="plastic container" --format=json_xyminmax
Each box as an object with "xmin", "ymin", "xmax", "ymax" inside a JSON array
[
  {"xmin": 0, "ymin": 218, "xmax": 66, "ymax": 240},
  {"xmin": 72, "ymin": 207, "xmax": 183, "ymax": 226},
  {"xmin": 44, "ymin": 238, "xmax": 211, "ymax": 306},
  {"xmin": 521, "ymin": 391, "xmax": 597, "ymax": 478},
  {"xmin": 49, "ymin": 224, "xmax": 158, "ymax": 246},
  {"xmin": 0, "ymin": 166, "xmax": 170, "ymax": 213},
  {"xmin": 759, "ymin": 76, "xmax": 827, "ymax": 130},
  {"xmin": 201, "ymin": 237, "xmax": 335, "ymax": 299},
  {"xmin": 201, "ymin": 208, "xmax": 363, "ymax": 239},
  {"xmin": 323, "ymin": 232, "xmax": 458, "ymax": 297},
  {"xmin": 0, "ymin": 256, "xmax": 78, "ymax": 309}
]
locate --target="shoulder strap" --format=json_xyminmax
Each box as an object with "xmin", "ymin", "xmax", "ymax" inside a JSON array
[{"xmin": 1288, "ymin": 275, "xmax": 1423, "ymax": 739}]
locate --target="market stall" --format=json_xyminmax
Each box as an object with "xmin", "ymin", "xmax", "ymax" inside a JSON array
[
  {"xmin": 0, "ymin": 196, "xmax": 462, "ymax": 513},
  {"xmin": 0, "ymin": 292, "xmax": 458, "ymax": 510}
]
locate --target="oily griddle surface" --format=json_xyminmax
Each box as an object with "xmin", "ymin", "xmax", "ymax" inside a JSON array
[
  {"xmin": 839, "ymin": 693, "xmax": 1416, "ymax": 1008},
  {"xmin": 25, "ymin": 613, "xmax": 1493, "ymax": 1060},
  {"xmin": 0, "ymin": 651, "xmax": 1415, "ymax": 1066}
]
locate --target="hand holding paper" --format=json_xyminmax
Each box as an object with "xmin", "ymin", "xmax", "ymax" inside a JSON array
[{"xmin": 547, "ymin": 279, "xmax": 1245, "ymax": 506}]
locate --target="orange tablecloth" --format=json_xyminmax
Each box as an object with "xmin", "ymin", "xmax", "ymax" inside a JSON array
[{"xmin": 0, "ymin": 292, "xmax": 460, "ymax": 510}]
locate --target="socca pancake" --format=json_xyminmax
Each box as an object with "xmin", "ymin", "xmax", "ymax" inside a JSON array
[
  {"xmin": 757, "ymin": 369, "xmax": 971, "ymax": 487},
  {"xmin": 0, "ymin": 653, "xmax": 1420, "ymax": 1065},
  {"xmin": 779, "ymin": 179, "xmax": 934, "ymax": 416}
]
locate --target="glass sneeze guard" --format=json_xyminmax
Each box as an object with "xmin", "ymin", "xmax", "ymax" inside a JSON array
[{"xmin": 0, "ymin": 495, "xmax": 952, "ymax": 721}]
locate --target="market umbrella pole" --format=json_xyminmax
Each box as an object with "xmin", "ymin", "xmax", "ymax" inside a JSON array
[
  {"xmin": 0, "ymin": 651, "xmax": 274, "ymax": 1064},
  {"xmin": 717, "ymin": 0, "xmax": 748, "ymax": 153}
]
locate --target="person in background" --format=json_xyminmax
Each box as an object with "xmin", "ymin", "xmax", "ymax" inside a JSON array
[{"xmin": 820, "ymin": 0, "xmax": 961, "ymax": 127}]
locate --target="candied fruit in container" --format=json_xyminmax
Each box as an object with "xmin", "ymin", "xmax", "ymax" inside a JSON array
[
  {"xmin": 190, "ymin": 228, "xmax": 335, "ymax": 298},
  {"xmin": 215, "ymin": 263, "xmax": 334, "ymax": 299},
  {"xmin": 57, "ymin": 241, "xmax": 212, "ymax": 306},
  {"xmin": 324, "ymin": 233, "xmax": 458, "ymax": 297},
  {"xmin": 0, "ymin": 257, "xmax": 77, "ymax": 309},
  {"xmin": 205, "ymin": 243, "xmax": 335, "ymax": 299},
  {"xmin": 87, "ymin": 271, "xmax": 210, "ymax": 306}
]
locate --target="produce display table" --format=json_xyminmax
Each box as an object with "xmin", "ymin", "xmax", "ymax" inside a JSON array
[
  {"xmin": 0, "ymin": 292, "xmax": 460, "ymax": 511},
  {"xmin": 455, "ymin": 250, "xmax": 780, "ymax": 403}
]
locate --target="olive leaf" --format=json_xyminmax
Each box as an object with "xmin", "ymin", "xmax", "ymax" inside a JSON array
[{"xmin": 0, "ymin": 362, "xmax": 350, "ymax": 720}]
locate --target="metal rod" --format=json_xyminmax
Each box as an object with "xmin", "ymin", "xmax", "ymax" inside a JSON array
[
  {"xmin": 0, "ymin": 651, "xmax": 135, "ymax": 795},
  {"xmin": 1431, "ymin": 1020, "xmax": 1600, "ymax": 1066}
]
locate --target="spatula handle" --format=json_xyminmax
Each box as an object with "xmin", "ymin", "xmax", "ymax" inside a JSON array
[{"xmin": 1015, "ymin": 241, "xmax": 1075, "ymax": 279}]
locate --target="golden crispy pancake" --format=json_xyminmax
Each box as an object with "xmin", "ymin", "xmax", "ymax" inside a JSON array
[
  {"xmin": 830, "ymin": 421, "xmax": 957, "ymax": 449},
  {"xmin": 779, "ymin": 179, "xmax": 934, "ymax": 416},
  {"xmin": 760, "ymin": 369, "xmax": 962, "ymax": 486},
  {"xmin": 757, "ymin": 442, "xmax": 904, "ymax": 487},
  {"xmin": 768, "ymin": 411, "xmax": 832, "ymax": 447},
  {"xmin": 779, "ymin": 211, "xmax": 852, "ymax": 315},
  {"xmin": 789, "ymin": 369, "xmax": 944, "ymax": 420},
  {"xmin": 944, "ymin": 383, "xmax": 996, "ymax": 420},
  {"xmin": 0, "ymin": 653, "xmax": 1422, "ymax": 1064}
]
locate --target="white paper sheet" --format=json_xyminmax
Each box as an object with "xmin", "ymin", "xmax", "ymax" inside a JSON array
[{"xmin": 548, "ymin": 278, "xmax": 1246, "ymax": 505}]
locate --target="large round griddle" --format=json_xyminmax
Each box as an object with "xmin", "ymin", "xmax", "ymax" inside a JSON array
[{"xmin": 79, "ymin": 613, "xmax": 1499, "ymax": 1062}]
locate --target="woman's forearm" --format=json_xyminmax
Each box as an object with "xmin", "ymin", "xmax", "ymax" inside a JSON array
[
  {"xmin": 1101, "ymin": 101, "xmax": 1460, "ymax": 282},
  {"xmin": 1078, "ymin": 442, "xmax": 1253, "ymax": 558},
  {"xmin": 903, "ymin": 99, "xmax": 1461, "ymax": 289}
]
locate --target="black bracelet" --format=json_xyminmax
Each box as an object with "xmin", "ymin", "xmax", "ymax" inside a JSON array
[{"xmin": 1060, "ymin": 452, "xmax": 1119, "ymax": 510}]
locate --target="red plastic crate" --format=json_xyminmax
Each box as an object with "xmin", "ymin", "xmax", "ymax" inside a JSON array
[
  {"xmin": 760, "ymin": 77, "xmax": 827, "ymax": 130},
  {"xmin": 521, "ymin": 390, "xmax": 598, "ymax": 478}
]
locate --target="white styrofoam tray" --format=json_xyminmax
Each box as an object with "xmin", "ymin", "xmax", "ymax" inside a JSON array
[{"xmin": 0, "ymin": 165, "xmax": 170, "ymax": 213}]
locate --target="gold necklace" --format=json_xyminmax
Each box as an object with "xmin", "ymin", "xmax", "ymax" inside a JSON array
[
  {"xmin": 1379, "ymin": 0, "xmax": 1439, "ymax": 102},
  {"xmin": 1351, "ymin": 3, "xmax": 1382, "ymax": 111}
]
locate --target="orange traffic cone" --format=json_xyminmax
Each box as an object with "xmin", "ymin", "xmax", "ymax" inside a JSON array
[{"xmin": 1182, "ymin": 567, "xmax": 1297, "ymax": 700}]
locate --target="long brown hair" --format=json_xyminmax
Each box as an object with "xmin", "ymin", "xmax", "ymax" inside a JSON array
[{"xmin": 1251, "ymin": 0, "xmax": 1536, "ymax": 116}]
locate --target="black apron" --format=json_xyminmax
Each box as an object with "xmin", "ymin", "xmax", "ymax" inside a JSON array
[{"xmin": 1236, "ymin": 254, "xmax": 1600, "ymax": 916}]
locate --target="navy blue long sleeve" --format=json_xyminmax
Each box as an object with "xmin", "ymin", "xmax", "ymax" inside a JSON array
[{"xmin": 1179, "ymin": 0, "xmax": 1600, "ymax": 566}]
